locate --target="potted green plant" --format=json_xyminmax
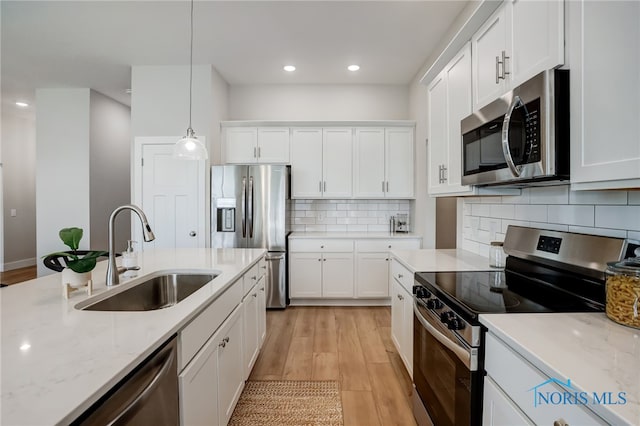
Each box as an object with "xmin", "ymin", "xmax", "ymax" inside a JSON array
[{"xmin": 44, "ymin": 227, "xmax": 107, "ymax": 288}]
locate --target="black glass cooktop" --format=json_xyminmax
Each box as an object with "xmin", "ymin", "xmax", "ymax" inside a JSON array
[{"xmin": 414, "ymin": 257, "xmax": 605, "ymax": 322}]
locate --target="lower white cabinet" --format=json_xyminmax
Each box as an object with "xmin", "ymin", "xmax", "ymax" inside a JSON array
[
  {"xmin": 484, "ymin": 332, "xmax": 605, "ymax": 425},
  {"xmin": 179, "ymin": 256, "xmax": 267, "ymax": 426},
  {"xmin": 355, "ymin": 252, "xmax": 390, "ymax": 298},
  {"xmin": 390, "ymin": 276, "xmax": 413, "ymax": 378},
  {"xmin": 179, "ymin": 305, "xmax": 243, "ymax": 426},
  {"xmin": 289, "ymin": 252, "xmax": 354, "ymax": 298}
]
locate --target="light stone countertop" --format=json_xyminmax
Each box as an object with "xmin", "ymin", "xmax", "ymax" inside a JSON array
[
  {"xmin": 0, "ymin": 248, "xmax": 266, "ymax": 426},
  {"xmin": 480, "ymin": 313, "xmax": 640, "ymax": 425},
  {"xmin": 389, "ymin": 248, "xmax": 494, "ymax": 272},
  {"xmin": 288, "ymin": 231, "xmax": 422, "ymax": 239}
]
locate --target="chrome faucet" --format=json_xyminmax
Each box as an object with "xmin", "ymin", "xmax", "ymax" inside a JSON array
[{"xmin": 106, "ymin": 204, "xmax": 156, "ymax": 286}]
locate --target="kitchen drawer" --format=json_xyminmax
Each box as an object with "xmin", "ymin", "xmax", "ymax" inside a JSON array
[
  {"xmin": 179, "ymin": 280, "xmax": 243, "ymax": 371},
  {"xmin": 289, "ymin": 239, "xmax": 353, "ymax": 253},
  {"xmin": 390, "ymin": 259, "xmax": 413, "ymax": 292},
  {"xmin": 243, "ymin": 262, "xmax": 260, "ymax": 295},
  {"xmin": 485, "ymin": 333, "xmax": 604, "ymax": 425},
  {"xmin": 356, "ymin": 239, "xmax": 421, "ymax": 252},
  {"xmin": 257, "ymin": 256, "xmax": 267, "ymax": 279}
]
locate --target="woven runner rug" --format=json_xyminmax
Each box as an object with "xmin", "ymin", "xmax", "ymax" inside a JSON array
[{"xmin": 229, "ymin": 380, "xmax": 344, "ymax": 426}]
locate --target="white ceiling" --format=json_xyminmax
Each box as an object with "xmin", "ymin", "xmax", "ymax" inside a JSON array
[{"xmin": 1, "ymin": 1, "xmax": 468, "ymax": 111}]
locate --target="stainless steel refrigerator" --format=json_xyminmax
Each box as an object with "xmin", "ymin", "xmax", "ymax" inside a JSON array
[{"xmin": 211, "ymin": 165, "xmax": 290, "ymax": 308}]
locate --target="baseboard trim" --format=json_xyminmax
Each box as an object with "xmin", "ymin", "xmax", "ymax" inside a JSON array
[
  {"xmin": 290, "ymin": 298, "xmax": 391, "ymax": 307},
  {"xmin": 4, "ymin": 257, "xmax": 37, "ymax": 271}
]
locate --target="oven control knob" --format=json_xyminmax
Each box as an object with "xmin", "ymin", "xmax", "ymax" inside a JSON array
[
  {"xmin": 415, "ymin": 287, "xmax": 431, "ymax": 299},
  {"xmin": 440, "ymin": 311, "xmax": 455, "ymax": 323},
  {"xmin": 426, "ymin": 299, "xmax": 443, "ymax": 310},
  {"xmin": 447, "ymin": 317, "xmax": 465, "ymax": 331}
]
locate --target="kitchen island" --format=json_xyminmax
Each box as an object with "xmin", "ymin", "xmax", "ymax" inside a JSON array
[{"xmin": 0, "ymin": 248, "xmax": 266, "ymax": 425}]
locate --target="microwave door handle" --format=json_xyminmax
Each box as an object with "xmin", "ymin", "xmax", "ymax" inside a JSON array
[
  {"xmin": 241, "ymin": 177, "xmax": 247, "ymax": 238},
  {"xmin": 501, "ymin": 95, "xmax": 524, "ymax": 178}
]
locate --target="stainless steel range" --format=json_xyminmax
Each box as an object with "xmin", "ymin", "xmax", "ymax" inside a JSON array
[{"xmin": 411, "ymin": 226, "xmax": 639, "ymax": 426}]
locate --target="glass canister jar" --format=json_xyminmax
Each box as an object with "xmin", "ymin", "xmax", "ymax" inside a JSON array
[
  {"xmin": 605, "ymin": 257, "xmax": 640, "ymax": 329},
  {"xmin": 489, "ymin": 241, "xmax": 505, "ymax": 268}
]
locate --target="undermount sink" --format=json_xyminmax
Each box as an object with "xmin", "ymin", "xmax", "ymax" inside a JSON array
[{"xmin": 77, "ymin": 272, "xmax": 218, "ymax": 311}]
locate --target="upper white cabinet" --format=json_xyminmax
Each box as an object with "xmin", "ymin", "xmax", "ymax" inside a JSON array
[
  {"xmin": 223, "ymin": 127, "xmax": 290, "ymax": 164},
  {"xmin": 569, "ymin": 0, "xmax": 640, "ymax": 190},
  {"xmin": 428, "ymin": 43, "xmax": 475, "ymax": 197},
  {"xmin": 290, "ymin": 128, "xmax": 353, "ymax": 198},
  {"xmin": 471, "ymin": 0, "xmax": 564, "ymax": 111},
  {"xmin": 354, "ymin": 127, "xmax": 415, "ymax": 198}
]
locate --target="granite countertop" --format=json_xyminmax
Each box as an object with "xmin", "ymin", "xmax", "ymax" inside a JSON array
[
  {"xmin": 390, "ymin": 248, "xmax": 494, "ymax": 272},
  {"xmin": 288, "ymin": 231, "xmax": 422, "ymax": 239},
  {"xmin": 480, "ymin": 313, "xmax": 640, "ymax": 425},
  {"xmin": 0, "ymin": 248, "xmax": 266, "ymax": 426}
]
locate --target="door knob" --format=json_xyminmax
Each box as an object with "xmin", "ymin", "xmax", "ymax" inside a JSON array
[{"xmin": 189, "ymin": 231, "xmax": 196, "ymax": 237}]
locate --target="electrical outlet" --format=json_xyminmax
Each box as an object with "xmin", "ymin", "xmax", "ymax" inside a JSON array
[
  {"xmin": 10, "ymin": 209, "xmax": 17, "ymax": 217},
  {"xmin": 317, "ymin": 212, "xmax": 324, "ymax": 222}
]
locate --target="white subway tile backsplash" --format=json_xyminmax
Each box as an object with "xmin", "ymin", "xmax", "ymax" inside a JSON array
[
  {"xmin": 547, "ymin": 205, "xmax": 594, "ymax": 227},
  {"xmin": 337, "ymin": 204, "xmax": 350, "ymax": 210},
  {"xmin": 489, "ymin": 204, "xmax": 515, "ymax": 219},
  {"xmin": 529, "ymin": 186, "xmax": 569, "ymax": 205},
  {"xmin": 462, "ymin": 185, "xmax": 639, "ymax": 258},
  {"xmin": 368, "ymin": 225, "xmax": 389, "ymax": 232},
  {"xmin": 326, "ymin": 225, "xmax": 348, "ymax": 232},
  {"xmin": 357, "ymin": 218, "xmax": 378, "ymax": 225},
  {"xmin": 515, "ymin": 205, "xmax": 548, "ymax": 222},
  {"xmin": 326, "ymin": 210, "xmax": 347, "ymax": 218},
  {"xmin": 337, "ymin": 218, "xmax": 358, "ymax": 225},
  {"xmin": 294, "ymin": 217, "xmax": 316, "ymax": 225},
  {"xmin": 305, "ymin": 225, "xmax": 327, "ymax": 232},
  {"xmin": 568, "ymin": 226, "xmax": 627, "ymax": 238},
  {"xmin": 347, "ymin": 225, "xmax": 368, "ymax": 232},
  {"xmin": 595, "ymin": 206, "xmax": 640, "ymax": 231},
  {"xmin": 569, "ymin": 190, "xmax": 628, "ymax": 205},
  {"xmin": 471, "ymin": 204, "xmax": 491, "ymax": 217}
]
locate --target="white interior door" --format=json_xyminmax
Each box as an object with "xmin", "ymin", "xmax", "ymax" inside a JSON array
[{"xmin": 137, "ymin": 139, "xmax": 205, "ymax": 249}]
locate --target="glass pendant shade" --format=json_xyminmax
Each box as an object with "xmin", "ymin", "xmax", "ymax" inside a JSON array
[{"xmin": 174, "ymin": 128, "xmax": 208, "ymax": 160}]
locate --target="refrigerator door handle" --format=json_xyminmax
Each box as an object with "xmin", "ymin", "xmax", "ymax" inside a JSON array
[
  {"xmin": 241, "ymin": 176, "xmax": 247, "ymax": 238},
  {"xmin": 248, "ymin": 176, "xmax": 254, "ymax": 238}
]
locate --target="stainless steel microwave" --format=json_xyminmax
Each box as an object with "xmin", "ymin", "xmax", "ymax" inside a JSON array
[{"xmin": 460, "ymin": 69, "xmax": 569, "ymax": 186}]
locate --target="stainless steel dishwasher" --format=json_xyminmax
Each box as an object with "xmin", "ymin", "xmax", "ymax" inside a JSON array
[{"xmin": 73, "ymin": 336, "xmax": 179, "ymax": 425}]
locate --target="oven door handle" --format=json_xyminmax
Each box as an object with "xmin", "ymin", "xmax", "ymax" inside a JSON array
[
  {"xmin": 414, "ymin": 301, "xmax": 473, "ymax": 370},
  {"xmin": 501, "ymin": 95, "xmax": 525, "ymax": 178}
]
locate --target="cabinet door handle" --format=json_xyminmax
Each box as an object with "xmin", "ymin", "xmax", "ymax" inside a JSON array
[
  {"xmin": 258, "ymin": 146, "xmax": 261, "ymax": 158},
  {"xmin": 497, "ymin": 50, "xmax": 510, "ymax": 81},
  {"xmin": 219, "ymin": 341, "xmax": 226, "ymax": 348},
  {"xmin": 260, "ymin": 287, "xmax": 265, "ymax": 291},
  {"xmin": 319, "ymin": 181, "xmax": 322, "ymax": 193},
  {"xmin": 318, "ymin": 258, "xmax": 322, "ymax": 262},
  {"xmin": 320, "ymin": 245, "xmax": 324, "ymax": 249},
  {"xmin": 495, "ymin": 55, "xmax": 500, "ymax": 84},
  {"xmin": 398, "ymin": 274, "xmax": 403, "ymax": 279},
  {"xmin": 553, "ymin": 419, "xmax": 569, "ymax": 426},
  {"xmin": 252, "ymin": 275, "xmax": 257, "ymax": 280},
  {"xmin": 382, "ymin": 181, "xmax": 385, "ymax": 192},
  {"xmin": 254, "ymin": 146, "xmax": 257, "ymax": 158},
  {"xmin": 442, "ymin": 166, "xmax": 447, "ymax": 183},
  {"xmin": 324, "ymin": 181, "xmax": 327, "ymax": 192},
  {"xmin": 253, "ymin": 293, "xmax": 258, "ymax": 298},
  {"xmin": 398, "ymin": 294, "xmax": 404, "ymax": 301},
  {"xmin": 388, "ymin": 245, "xmax": 392, "ymax": 249},
  {"xmin": 386, "ymin": 181, "xmax": 389, "ymax": 192}
]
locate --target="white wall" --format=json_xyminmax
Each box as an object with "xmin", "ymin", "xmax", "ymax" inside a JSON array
[
  {"xmin": 36, "ymin": 89, "xmax": 91, "ymax": 276},
  {"xmin": 131, "ymin": 65, "xmax": 214, "ymax": 146},
  {"xmin": 210, "ymin": 67, "xmax": 229, "ymax": 165},
  {"xmin": 89, "ymin": 90, "xmax": 131, "ymax": 252},
  {"xmin": 229, "ymin": 85, "xmax": 409, "ymax": 120},
  {"xmin": 460, "ymin": 186, "xmax": 640, "ymax": 258},
  {"xmin": 2, "ymin": 111, "xmax": 37, "ymax": 269}
]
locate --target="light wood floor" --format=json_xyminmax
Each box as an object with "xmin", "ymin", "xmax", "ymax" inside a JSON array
[
  {"xmin": 0, "ymin": 265, "xmax": 37, "ymax": 285},
  {"xmin": 249, "ymin": 306, "xmax": 416, "ymax": 426}
]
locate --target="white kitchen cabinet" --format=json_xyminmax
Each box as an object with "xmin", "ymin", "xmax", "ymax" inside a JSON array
[
  {"xmin": 483, "ymin": 376, "xmax": 534, "ymax": 426},
  {"xmin": 257, "ymin": 277, "xmax": 266, "ymax": 346},
  {"xmin": 179, "ymin": 305, "xmax": 243, "ymax": 426},
  {"xmin": 290, "ymin": 128, "xmax": 352, "ymax": 198},
  {"xmin": 472, "ymin": 0, "xmax": 564, "ymax": 111},
  {"xmin": 390, "ymin": 275, "xmax": 413, "ymax": 378},
  {"xmin": 242, "ymin": 279, "xmax": 260, "ymax": 380},
  {"xmin": 353, "ymin": 127, "xmax": 415, "ymax": 198},
  {"xmin": 223, "ymin": 127, "xmax": 290, "ymax": 164},
  {"xmin": 322, "ymin": 128, "xmax": 353, "ymax": 198},
  {"xmin": 355, "ymin": 239, "xmax": 421, "ymax": 299},
  {"xmin": 569, "ymin": 0, "xmax": 640, "ymax": 190},
  {"xmin": 216, "ymin": 306, "xmax": 244, "ymax": 426},
  {"xmin": 289, "ymin": 250, "xmax": 354, "ymax": 298},
  {"xmin": 484, "ymin": 332, "xmax": 605, "ymax": 425},
  {"xmin": 428, "ymin": 43, "xmax": 475, "ymax": 196}
]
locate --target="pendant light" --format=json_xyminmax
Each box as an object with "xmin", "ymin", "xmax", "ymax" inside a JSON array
[{"xmin": 173, "ymin": 0, "xmax": 208, "ymax": 160}]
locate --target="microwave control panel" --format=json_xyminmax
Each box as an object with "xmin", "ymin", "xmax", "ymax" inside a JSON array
[{"xmin": 523, "ymin": 98, "xmax": 541, "ymax": 163}]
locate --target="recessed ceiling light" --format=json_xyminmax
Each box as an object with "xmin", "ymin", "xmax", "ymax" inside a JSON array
[
  {"xmin": 283, "ymin": 65, "xmax": 296, "ymax": 72},
  {"xmin": 348, "ymin": 65, "xmax": 360, "ymax": 72},
  {"xmin": 15, "ymin": 101, "xmax": 29, "ymax": 108}
]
